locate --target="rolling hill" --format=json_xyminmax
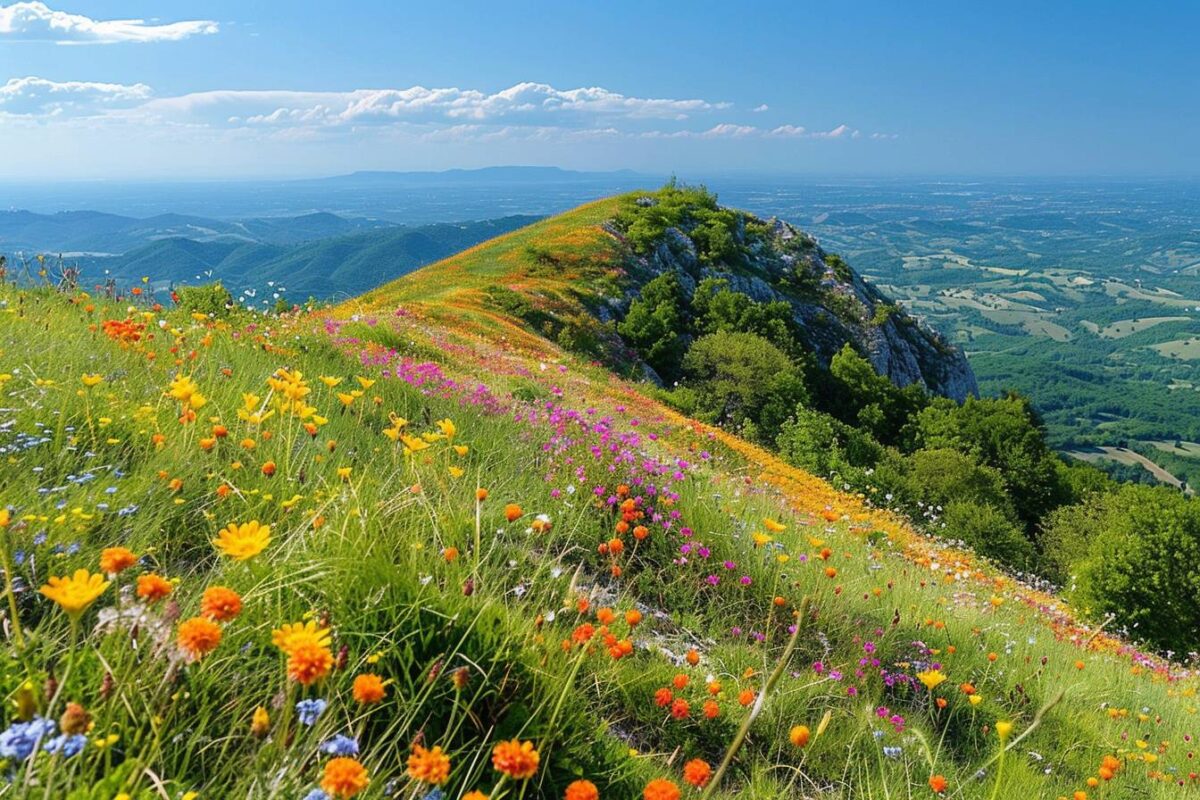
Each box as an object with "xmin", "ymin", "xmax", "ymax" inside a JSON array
[{"xmin": 0, "ymin": 187, "xmax": 1194, "ymax": 800}]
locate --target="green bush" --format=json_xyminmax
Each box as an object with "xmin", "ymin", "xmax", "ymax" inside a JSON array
[
  {"xmin": 616, "ymin": 272, "xmax": 688, "ymax": 382},
  {"xmin": 1049, "ymin": 484, "xmax": 1200, "ymax": 653},
  {"xmin": 174, "ymin": 282, "xmax": 233, "ymax": 316},
  {"xmin": 939, "ymin": 500, "xmax": 1034, "ymax": 568},
  {"xmin": 682, "ymin": 331, "xmax": 808, "ymax": 438}
]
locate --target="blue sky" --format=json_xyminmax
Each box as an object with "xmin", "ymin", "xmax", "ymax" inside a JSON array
[{"xmin": 0, "ymin": 0, "xmax": 1196, "ymax": 179}]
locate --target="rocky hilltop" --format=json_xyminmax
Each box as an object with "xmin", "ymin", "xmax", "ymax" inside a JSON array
[{"xmin": 602, "ymin": 190, "xmax": 978, "ymax": 401}]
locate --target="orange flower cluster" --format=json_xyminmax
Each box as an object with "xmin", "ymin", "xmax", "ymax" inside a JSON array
[
  {"xmin": 100, "ymin": 317, "xmax": 146, "ymax": 345},
  {"xmin": 491, "ymin": 739, "xmax": 540, "ymax": 780}
]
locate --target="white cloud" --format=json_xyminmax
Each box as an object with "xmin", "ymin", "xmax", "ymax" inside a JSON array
[
  {"xmin": 752, "ymin": 104, "xmax": 769, "ymax": 113},
  {"xmin": 0, "ymin": 75, "xmax": 892, "ymax": 164},
  {"xmin": 813, "ymin": 123, "xmax": 854, "ymax": 138},
  {"xmin": 145, "ymin": 81, "xmax": 727, "ymax": 128},
  {"xmin": 0, "ymin": 2, "xmax": 217, "ymax": 43},
  {"xmin": 768, "ymin": 124, "xmax": 807, "ymax": 137},
  {"xmin": 0, "ymin": 76, "xmax": 151, "ymax": 115}
]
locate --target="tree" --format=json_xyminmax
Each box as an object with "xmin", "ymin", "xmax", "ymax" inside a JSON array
[
  {"xmin": 826, "ymin": 344, "xmax": 925, "ymax": 446},
  {"xmin": 691, "ymin": 278, "xmax": 801, "ymax": 357},
  {"xmin": 913, "ymin": 394, "xmax": 1066, "ymax": 527},
  {"xmin": 682, "ymin": 331, "xmax": 807, "ymax": 437},
  {"xmin": 1053, "ymin": 485, "xmax": 1200, "ymax": 655},
  {"xmin": 939, "ymin": 501, "xmax": 1034, "ymax": 569},
  {"xmin": 775, "ymin": 407, "xmax": 886, "ymax": 476},
  {"xmin": 617, "ymin": 272, "xmax": 688, "ymax": 382}
]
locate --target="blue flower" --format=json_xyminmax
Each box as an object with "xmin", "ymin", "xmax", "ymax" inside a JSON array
[
  {"xmin": 0, "ymin": 717, "xmax": 56, "ymax": 760},
  {"xmin": 43, "ymin": 733, "xmax": 88, "ymax": 757},
  {"xmin": 421, "ymin": 790, "xmax": 445, "ymax": 800},
  {"xmin": 320, "ymin": 734, "xmax": 359, "ymax": 756},
  {"xmin": 302, "ymin": 791, "xmax": 330, "ymax": 800},
  {"xmin": 295, "ymin": 698, "xmax": 327, "ymax": 726}
]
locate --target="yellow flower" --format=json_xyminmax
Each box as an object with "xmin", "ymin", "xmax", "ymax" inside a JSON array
[
  {"xmin": 272, "ymin": 620, "xmax": 332, "ymax": 655},
  {"xmin": 212, "ymin": 520, "xmax": 271, "ymax": 560},
  {"xmin": 40, "ymin": 569, "xmax": 110, "ymax": 616},
  {"xmin": 251, "ymin": 706, "xmax": 271, "ymax": 737},
  {"xmin": 448, "ymin": 466, "xmax": 464, "ymax": 479},
  {"xmin": 319, "ymin": 376, "xmax": 343, "ymax": 388},
  {"xmin": 916, "ymin": 669, "xmax": 946, "ymax": 692},
  {"xmin": 337, "ymin": 467, "xmax": 352, "ymax": 481},
  {"xmin": 995, "ymin": 721, "xmax": 1013, "ymax": 740},
  {"xmin": 436, "ymin": 418, "xmax": 456, "ymax": 439},
  {"xmin": 80, "ymin": 374, "xmax": 103, "ymax": 388},
  {"xmin": 355, "ymin": 376, "xmax": 376, "ymax": 389},
  {"xmin": 762, "ymin": 518, "xmax": 786, "ymax": 533}
]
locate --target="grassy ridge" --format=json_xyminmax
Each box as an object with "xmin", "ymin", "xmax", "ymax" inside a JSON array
[{"xmin": 0, "ymin": 205, "xmax": 1194, "ymax": 799}]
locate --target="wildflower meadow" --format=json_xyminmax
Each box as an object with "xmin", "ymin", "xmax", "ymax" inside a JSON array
[{"xmin": 0, "ymin": 266, "xmax": 1196, "ymax": 800}]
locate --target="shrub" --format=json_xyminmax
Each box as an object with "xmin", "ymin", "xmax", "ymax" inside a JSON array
[
  {"xmin": 617, "ymin": 272, "xmax": 688, "ymax": 382},
  {"xmin": 939, "ymin": 500, "xmax": 1034, "ymax": 568},
  {"xmin": 682, "ymin": 331, "xmax": 807, "ymax": 437},
  {"xmin": 1053, "ymin": 484, "xmax": 1200, "ymax": 654},
  {"xmin": 174, "ymin": 283, "xmax": 233, "ymax": 316}
]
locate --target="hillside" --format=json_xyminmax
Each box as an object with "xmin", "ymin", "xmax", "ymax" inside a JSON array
[
  {"xmin": 353, "ymin": 189, "xmax": 977, "ymax": 401},
  {"xmin": 54, "ymin": 216, "xmax": 538, "ymax": 299},
  {"xmin": 0, "ymin": 192, "xmax": 1195, "ymax": 800}
]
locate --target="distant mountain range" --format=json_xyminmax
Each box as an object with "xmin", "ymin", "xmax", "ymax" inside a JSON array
[{"xmin": 0, "ymin": 209, "xmax": 539, "ymax": 300}]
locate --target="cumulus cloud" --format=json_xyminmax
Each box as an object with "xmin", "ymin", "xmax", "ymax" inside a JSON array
[
  {"xmin": 0, "ymin": 2, "xmax": 217, "ymax": 43},
  {"xmin": 0, "ymin": 75, "xmax": 895, "ymax": 154},
  {"xmin": 0, "ymin": 76, "xmax": 151, "ymax": 115},
  {"xmin": 752, "ymin": 104, "xmax": 769, "ymax": 112},
  {"xmin": 144, "ymin": 81, "xmax": 727, "ymax": 128}
]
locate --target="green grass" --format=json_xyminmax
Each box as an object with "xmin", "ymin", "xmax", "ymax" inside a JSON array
[{"xmin": 0, "ymin": 255, "xmax": 1196, "ymax": 800}]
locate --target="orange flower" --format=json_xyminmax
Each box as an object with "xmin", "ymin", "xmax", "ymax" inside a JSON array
[
  {"xmin": 565, "ymin": 780, "xmax": 599, "ymax": 800},
  {"xmin": 929, "ymin": 774, "xmax": 947, "ymax": 794},
  {"xmin": 670, "ymin": 698, "xmax": 690, "ymax": 719},
  {"xmin": 407, "ymin": 743, "xmax": 451, "ymax": 785},
  {"xmin": 789, "ymin": 725, "xmax": 810, "ymax": 747},
  {"xmin": 737, "ymin": 688, "xmax": 755, "ymax": 706},
  {"xmin": 504, "ymin": 503, "xmax": 523, "ymax": 522},
  {"xmin": 625, "ymin": 609, "xmax": 642, "ymax": 626},
  {"xmin": 703, "ymin": 700, "xmax": 719, "ymax": 719},
  {"xmin": 475, "ymin": 488, "xmax": 489, "ymax": 502},
  {"xmin": 643, "ymin": 778, "xmax": 681, "ymax": 800},
  {"xmin": 492, "ymin": 739, "xmax": 540, "ymax": 780},
  {"xmin": 99, "ymin": 547, "xmax": 138, "ymax": 575},
  {"xmin": 200, "ymin": 586, "xmax": 243, "ymax": 622},
  {"xmin": 177, "ymin": 617, "xmax": 222, "ymax": 660},
  {"xmin": 135, "ymin": 573, "xmax": 173, "ymax": 603},
  {"xmin": 353, "ymin": 673, "xmax": 387, "ymax": 704},
  {"xmin": 682, "ymin": 758, "xmax": 712, "ymax": 788},
  {"xmin": 287, "ymin": 641, "xmax": 334, "ymax": 685},
  {"xmin": 321, "ymin": 757, "xmax": 369, "ymax": 799},
  {"xmin": 464, "ymin": 793, "xmax": 489, "ymax": 800}
]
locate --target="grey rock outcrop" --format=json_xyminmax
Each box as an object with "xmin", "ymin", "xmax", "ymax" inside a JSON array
[{"xmin": 613, "ymin": 218, "xmax": 978, "ymax": 402}]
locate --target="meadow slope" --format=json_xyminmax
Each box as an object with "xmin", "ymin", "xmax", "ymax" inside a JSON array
[{"xmin": 0, "ymin": 205, "xmax": 1194, "ymax": 799}]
